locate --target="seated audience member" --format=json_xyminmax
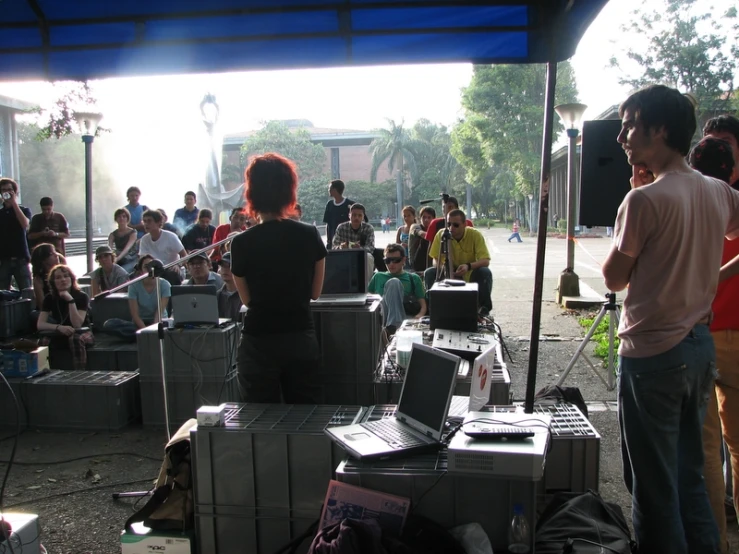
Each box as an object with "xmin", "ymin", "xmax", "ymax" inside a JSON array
[
  {"xmin": 216, "ymin": 253, "xmax": 243, "ymax": 321},
  {"xmin": 425, "ymin": 209, "xmax": 492, "ymax": 316},
  {"xmin": 212, "ymin": 208, "xmax": 246, "ymax": 264},
  {"xmin": 138, "ymin": 209, "xmax": 186, "ymax": 286},
  {"xmin": 157, "ymin": 209, "xmax": 182, "ymax": 238},
  {"xmin": 395, "ymin": 205, "xmax": 416, "ymax": 268},
  {"xmin": 184, "ymin": 252, "xmax": 224, "ymax": 289},
  {"xmin": 368, "ymin": 244, "xmax": 426, "ymax": 335},
  {"xmin": 173, "ymin": 191, "xmax": 199, "ymax": 234},
  {"xmin": 689, "ymin": 134, "xmax": 739, "ymax": 553},
  {"xmin": 409, "ymin": 206, "xmax": 435, "ymax": 272},
  {"xmin": 103, "ymin": 255, "xmax": 171, "ymax": 341},
  {"xmin": 27, "ymin": 196, "xmax": 69, "ymax": 255},
  {"xmin": 90, "ymin": 245, "xmax": 129, "ymax": 296},
  {"xmin": 37, "ymin": 264, "xmax": 93, "ymax": 370},
  {"xmin": 108, "ymin": 208, "xmax": 138, "ymax": 273},
  {"xmin": 182, "ymin": 208, "xmax": 216, "ymax": 253},
  {"xmin": 424, "ymin": 196, "xmax": 473, "ymax": 243},
  {"xmin": 332, "ymin": 203, "xmax": 375, "ymax": 281},
  {"xmin": 30, "ymin": 243, "xmax": 67, "ymax": 308}
]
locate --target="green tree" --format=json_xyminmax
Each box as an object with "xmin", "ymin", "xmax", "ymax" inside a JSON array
[
  {"xmin": 407, "ymin": 119, "xmax": 464, "ymax": 207},
  {"xmin": 453, "ymin": 62, "xmax": 579, "ymax": 211},
  {"xmin": 17, "ymin": 122, "xmax": 119, "ymax": 232},
  {"xmin": 609, "ymin": 0, "xmax": 738, "ymax": 124},
  {"xmin": 240, "ymin": 121, "xmax": 327, "ymax": 180},
  {"xmin": 369, "ymin": 119, "xmax": 419, "ymax": 218},
  {"xmin": 30, "ymin": 81, "xmax": 108, "ymax": 140}
]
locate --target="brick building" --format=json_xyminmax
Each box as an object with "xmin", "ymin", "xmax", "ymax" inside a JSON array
[{"xmin": 222, "ymin": 120, "xmax": 393, "ymax": 185}]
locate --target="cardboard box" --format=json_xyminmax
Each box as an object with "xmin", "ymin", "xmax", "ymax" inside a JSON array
[
  {"xmin": 1, "ymin": 346, "xmax": 49, "ymax": 378},
  {"xmin": 121, "ymin": 523, "xmax": 193, "ymax": 554}
]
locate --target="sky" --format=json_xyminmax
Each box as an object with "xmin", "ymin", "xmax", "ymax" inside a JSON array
[{"xmin": 0, "ymin": 0, "xmax": 734, "ymax": 219}]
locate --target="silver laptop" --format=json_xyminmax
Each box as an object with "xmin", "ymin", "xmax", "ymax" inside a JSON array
[
  {"xmin": 171, "ymin": 285, "xmax": 219, "ymax": 327},
  {"xmin": 325, "ymin": 343, "xmax": 460, "ymax": 460},
  {"xmin": 311, "ymin": 250, "xmax": 367, "ymax": 306}
]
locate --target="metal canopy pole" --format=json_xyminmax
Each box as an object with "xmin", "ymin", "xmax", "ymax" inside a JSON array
[{"xmin": 524, "ymin": 60, "xmax": 558, "ymax": 413}]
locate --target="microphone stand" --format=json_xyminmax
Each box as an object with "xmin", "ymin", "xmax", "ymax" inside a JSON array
[{"xmin": 110, "ymin": 230, "xmax": 243, "ymax": 500}]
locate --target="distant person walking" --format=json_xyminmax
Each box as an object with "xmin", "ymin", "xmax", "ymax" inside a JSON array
[{"xmin": 508, "ymin": 219, "xmax": 522, "ymax": 243}]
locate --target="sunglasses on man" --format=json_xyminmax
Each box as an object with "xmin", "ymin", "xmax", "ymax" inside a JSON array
[
  {"xmin": 383, "ymin": 257, "xmax": 404, "ymax": 264},
  {"xmin": 447, "ymin": 221, "xmax": 462, "ymax": 228}
]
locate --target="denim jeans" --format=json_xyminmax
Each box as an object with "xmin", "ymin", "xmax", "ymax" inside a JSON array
[
  {"xmin": 0, "ymin": 258, "xmax": 31, "ymax": 290},
  {"xmin": 619, "ymin": 324, "xmax": 720, "ymax": 554},
  {"xmin": 380, "ymin": 278, "xmax": 407, "ymax": 329},
  {"xmin": 103, "ymin": 318, "xmax": 145, "ymax": 342}
]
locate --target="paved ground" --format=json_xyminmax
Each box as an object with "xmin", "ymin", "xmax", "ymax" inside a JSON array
[{"xmin": 3, "ymin": 226, "xmax": 738, "ymax": 552}]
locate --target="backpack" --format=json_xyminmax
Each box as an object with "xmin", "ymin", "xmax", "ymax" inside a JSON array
[
  {"xmin": 125, "ymin": 419, "xmax": 197, "ymax": 532},
  {"xmin": 535, "ymin": 490, "xmax": 635, "ymax": 553},
  {"xmin": 535, "ymin": 385, "xmax": 589, "ymax": 418}
]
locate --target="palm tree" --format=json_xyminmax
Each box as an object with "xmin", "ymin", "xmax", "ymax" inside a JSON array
[{"xmin": 369, "ymin": 119, "xmax": 418, "ymax": 223}]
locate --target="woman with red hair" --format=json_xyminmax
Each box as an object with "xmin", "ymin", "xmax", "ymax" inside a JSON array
[{"xmin": 230, "ymin": 153, "xmax": 327, "ymax": 403}]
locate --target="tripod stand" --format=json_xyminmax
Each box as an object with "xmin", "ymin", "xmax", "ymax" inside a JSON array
[
  {"xmin": 434, "ymin": 229, "xmax": 455, "ymax": 282},
  {"xmin": 557, "ymin": 292, "xmax": 621, "ymax": 391}
]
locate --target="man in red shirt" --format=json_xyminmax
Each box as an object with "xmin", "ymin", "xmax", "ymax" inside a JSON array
[
  {"xmin": 424, "ymin": 196, "xmax": 473, "ymax": 244},
  {"xmin": 696, "ymin": 115, "xmax": 739, "ymax": 552},
  {"xmin": 211, "ymin": 208, "xmax": 247, "ymax": 264}
]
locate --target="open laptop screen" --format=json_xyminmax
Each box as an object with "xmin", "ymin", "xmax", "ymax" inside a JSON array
[
  {"xmin": 397, "ymin": 344, "xmax": 460, "ymax": 436},
  {"xmin": 321, "ymin": 250, "xmax": 365, "ymax": 295}
]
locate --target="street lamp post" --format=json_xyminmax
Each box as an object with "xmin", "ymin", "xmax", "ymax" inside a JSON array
[
  {"xmin": 73, "ymin": 111, "xmax": 103, "ymax": 274},
  {"xmin": 554, "ymin": 103, "xmax": 587, "ymax": 303},
  {"xmin": 527, "ymin": 193, "xmax": 534, "ymax": 232}
]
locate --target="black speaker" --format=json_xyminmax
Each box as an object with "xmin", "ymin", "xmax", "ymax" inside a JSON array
[{"xmin": 579, "ymin": 119, "xmax": 632, "ymax": 227}]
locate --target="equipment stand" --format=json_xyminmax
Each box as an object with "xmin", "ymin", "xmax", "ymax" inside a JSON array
[
  {"xmin": 557, "ymin": 292, "xmax": 620, "ymax": 391},
  {"xmin": 112, "ymin": 261, "xmax": 171, "ymax": 500},
  {"xmin": 434, "ymin": 229, "xmax": 455, "ymax": 282}
]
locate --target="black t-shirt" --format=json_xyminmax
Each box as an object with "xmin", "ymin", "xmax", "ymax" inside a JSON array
[
  {"xmin": 323, "ymin": 198, "xmax": 356, "ymax": 245},
  {"xmin": 41, "ymin": 288, "xmax": 90, "ymax": 326},
  {"xmin": 230, "ymin": 219, "xmax": 327, "ymax": 335},
  {"xmin": 0, "ymin": 204, "xmax": 32, "ymax": 260},
  {"xmin": 182, "ymin": 224, "xmax": 216, "ymax": 251}
]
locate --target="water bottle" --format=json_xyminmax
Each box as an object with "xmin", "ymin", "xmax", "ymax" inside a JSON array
[{"xmin": 508, "ymin": 504, "xmax": 531, "ymax": 553}]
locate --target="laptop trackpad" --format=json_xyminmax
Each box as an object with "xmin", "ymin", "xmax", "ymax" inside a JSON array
[{"xmin": 346, "ymin": 432, "xmax": 372, "ymax": 441}]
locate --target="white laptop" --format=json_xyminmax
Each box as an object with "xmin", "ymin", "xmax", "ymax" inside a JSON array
[
  {"xmin": 325, "ymin": 343, "xmax": 460, "ymax": 460},
  {"xmin": 311, "ymin": 250, "xmax": 367, "ymax": 307},
  {"xmin": 171, "ymin": 285, "xmax": 219, "ymax": 327}
]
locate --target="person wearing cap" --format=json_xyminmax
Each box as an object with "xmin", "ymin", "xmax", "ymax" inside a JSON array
[
  {"xmin": 90, "ymin": 245, "xmax": 130, "ymax": 296},
  {"xmin": 216, "ymin": 252, "xmax": 243, "ymax": 322},
  {"xmin": 183, "ymin": 251, "xmax": 224, "ymax": 289}
]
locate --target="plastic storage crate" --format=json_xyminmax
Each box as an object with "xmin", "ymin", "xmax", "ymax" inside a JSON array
[
  {"xmin": 140, "ymin": 369, "xmax": 239, "ymax": 427},
  {"xmin": 533, "ymin": 403, "xmax": 601, "ymax": 496},
  {"xmin": 22, "ymin": 370, "xmax": 140, "ymax": 430},
  {"xmin": 137, "ymin": 323, "xmax": 239, "ymax": 380},
  {"xmin": 335, "ymin": 404, "xmax": 537, "ymax": 553},
  {"xmin": 312, "ymin": 301, "xmax": 382, "ymax": 405},
  {"xmin": 0, "ymin": 299, "xmax": 32, "ymax": 338},
  {"xmin": 192, "ymin": 403, "xmax": 364, "ymax": 554}
]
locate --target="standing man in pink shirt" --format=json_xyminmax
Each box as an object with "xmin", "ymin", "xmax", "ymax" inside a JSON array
[{"xmin": 602, "ymin": 85, "xmax": 739, "ymax": 554}]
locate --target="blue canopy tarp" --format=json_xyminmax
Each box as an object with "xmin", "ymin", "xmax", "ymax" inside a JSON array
[{"xmin": 0, "ymin": 1, "xmax": 606, "ymax": 81}]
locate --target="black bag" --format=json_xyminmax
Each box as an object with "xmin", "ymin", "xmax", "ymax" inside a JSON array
[
  {"xmin": 535, "ymin": 491, "xmax": 635, "ymax": 553},
  {"xmin": 402, "ymin": 275, "xmax": 422, "ymax": 316},
  {"xmin": 535, "ymin": 385, "xmax": 589, "ymax": 418}
]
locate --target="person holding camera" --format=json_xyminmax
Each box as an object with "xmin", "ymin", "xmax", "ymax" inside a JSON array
[
  {"xmin": 0, "ymin": 177, "xmax": 32, "ymax": 291},
  {"xmin": 27, "ymin": 197, "xmax": 69, "ymax": 255},
  {"xmin": 368, "ymin": 243, "xmax": 426, "ymax": 336}
]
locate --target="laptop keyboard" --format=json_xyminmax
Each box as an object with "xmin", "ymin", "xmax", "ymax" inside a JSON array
[{"xmin": 361, "ymin": 419, "xmax": 427, "ymax": 448}]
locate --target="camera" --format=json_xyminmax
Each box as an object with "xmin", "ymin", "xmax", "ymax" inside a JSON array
[
  {"xmin": 440, "ymin": 192, "xmax": 450, "ymax": 203},
  {"xmin": 1, "ymin": 192, "xmax": 10, "ymax": 201}
]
